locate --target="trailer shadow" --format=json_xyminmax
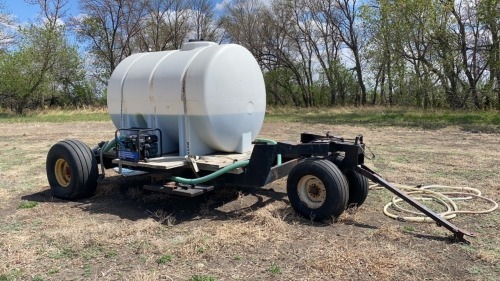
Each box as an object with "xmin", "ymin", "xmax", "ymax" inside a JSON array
[
  {"xmin": 20, "ymin": 175, "xmax": 290, "ymax": 225},
  {"xmin": 21, "ymin": 175, "xmax": 379, "ymax": 231}
]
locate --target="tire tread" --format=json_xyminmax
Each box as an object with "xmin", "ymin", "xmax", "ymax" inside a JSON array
[
  {"xmin": 46, "ymin": 139, "xmax": 98, "ymax": 200},
  {"xmin": 287, "ymin": 158, "xmax": 349, "ymax": 220}
]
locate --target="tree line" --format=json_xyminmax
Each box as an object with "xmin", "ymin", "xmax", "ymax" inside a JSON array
[{"xmin": 1, "ymin": 0, "xmax": 499, "ymax": 114}]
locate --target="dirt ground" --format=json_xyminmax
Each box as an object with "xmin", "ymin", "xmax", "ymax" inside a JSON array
[{"xmin": 0, "ymin": 120, "xmax": 498, "ymax": 281}]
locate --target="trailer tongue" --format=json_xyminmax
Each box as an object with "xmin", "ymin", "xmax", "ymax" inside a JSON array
[{"xmin": 355, "ymin": 165, "xmax": 474, "ymax": 241}]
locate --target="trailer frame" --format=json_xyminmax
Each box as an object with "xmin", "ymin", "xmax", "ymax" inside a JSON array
[{"xmin": 46, "ymin": 132, "xmax": 474, "ymax": 242}]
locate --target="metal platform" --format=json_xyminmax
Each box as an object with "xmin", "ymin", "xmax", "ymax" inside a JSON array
[
  {"xmin": 143, "ymin": 182, "xmax": 214, "ymax": 197},
  {"xmin": 112, "ymin": 150, "xmax": 252, "ymax": 174}
]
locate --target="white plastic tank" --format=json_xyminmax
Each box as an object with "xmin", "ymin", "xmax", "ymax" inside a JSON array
[{"xmin": 107, "ymin": 41, "xmax": 266, "ymax": 156}]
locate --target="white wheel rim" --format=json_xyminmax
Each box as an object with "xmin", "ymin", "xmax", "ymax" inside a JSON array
[{"xmin": 297, "ymin": 175, "xmax": 327, "ymax": 209}]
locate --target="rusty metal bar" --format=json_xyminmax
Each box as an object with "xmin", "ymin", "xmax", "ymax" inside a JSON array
[{"xmin": 356, "ymin": 164, "xmax": 475, "ymax": 241}]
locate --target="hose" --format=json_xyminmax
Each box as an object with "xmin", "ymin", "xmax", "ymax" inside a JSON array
[
  {"xmin": 170, "ymin": 138, "xmax": 281, "ymax": 185},
  {"xmin": 170, "ymin": 160, "xmax": 250, "ymax": 185},
  {"xmin": 255, "ymin": 138, "xmax": 282, "ymax": 165},
  {"xmin": 102, "ymin": 138, "xmax": 116, "ymax": 153},
  {"xmin": 101, "ymin": 136, "xmax": 279, "ymax": 185},
  {"xmin": 370, "ymin": 183, "xmax": 498, "ymax": 222}
]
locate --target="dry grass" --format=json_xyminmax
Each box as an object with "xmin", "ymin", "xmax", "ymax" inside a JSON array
[{"xmin": 0, "ymin": 120, "xmax": 498, "ymax": 280}]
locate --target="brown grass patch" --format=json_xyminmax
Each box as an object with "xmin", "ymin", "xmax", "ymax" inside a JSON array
[{"xmin": 0, "ymin": 121, "xmax": 498, "ymax": 280}]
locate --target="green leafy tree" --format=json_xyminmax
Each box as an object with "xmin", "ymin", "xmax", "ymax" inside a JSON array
[
  {"xmin": 0, "ymin": 26, "xmax": 62, "ymax": 113},
  {"xmin": 0, "ymin": 24, "xmax": 88, "ymax": 113},
  {"xmin": 0, "ymin": 0, "xmax": 93, "ymax": 113},
  {"xmin": 478, "ymin": 0, "xmax": 500, "ymax": 109}
]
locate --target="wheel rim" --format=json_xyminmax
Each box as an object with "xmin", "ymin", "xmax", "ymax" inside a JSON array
[
  {"xmin": 54, "ymin": 158, "xmax": 71, "ymax": 187},
  {"xmin": 297, "ymin": 175, "xmax": 327, "ymax": 209}
]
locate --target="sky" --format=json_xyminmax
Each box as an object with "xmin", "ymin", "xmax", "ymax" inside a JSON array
[
  {"xmin": 5, "ymin": 0, "xmax": 230, "ymax": 24},
  {"xmin": 2, "ymin": 0, "xmax": 232, "ymax": 52},
  {"xmin": 6, "ymin": 0, "xmax": 80, "ymax": 23}
]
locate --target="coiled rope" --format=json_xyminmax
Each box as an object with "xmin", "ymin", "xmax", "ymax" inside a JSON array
[{"xmin": 369, "ymin": 183, "xmax": 498, "ymax": 222}]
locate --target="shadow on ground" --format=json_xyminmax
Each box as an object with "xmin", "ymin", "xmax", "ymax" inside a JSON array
[
  {"xmin": 19, "ymin": 177, "xmax": 467, "ymax": 241},
  {"xmin": 20, "ymin": 176, "xmax": 386, "ymax": 235},
  {"xmin": 20, "ymin": 175, "xmax": 344, "ymax": 229}
]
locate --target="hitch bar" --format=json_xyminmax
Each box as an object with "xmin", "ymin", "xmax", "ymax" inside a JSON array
[{"xmin": 355, "ymin": 164, "xmax": 475, "ymax": 241}]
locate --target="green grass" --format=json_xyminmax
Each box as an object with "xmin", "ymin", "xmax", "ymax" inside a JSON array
[
  {"xmin": 82, "ymin": 246, "xmax": 104, "ymax": 260},
  {"xmin": 105, "ymin": 249, "xmax": 118, "ymax": 258},
  {"xmin": 0, "ymin": 221, "xmax": 23, "ymax": 232},
  {"xmin": 83, "ymin": 264, "xmax": 92, "ymax": 277},
  {"xmin": 156, "ymin": 254, "xmax": 173, "ymax": 264},
  {"xmin": 0, "ymin": 108, "xmax": 110, "ymax": 123},
  {"xmin": 188, "ymin": 275, "xmax": 216, "ymax": 281},
  {"xmin": 402, "ymin": 225, "xmax": 416, "ymax": 232},
  {"xmin": 266, "ymin": 106, "xmax": 500, "ymax": 133},
  {"xmin": 268, "ymin": 263, "xmax": 282, "ymax": 275},
  {"xmin": 0, "ymin": 269, "xmax": 21, "ymax": 281},
  {"xmin": 1, "ymin": 107, "xmax": 498, "ymax": 133},
  {"xmin": 48, "ymin": 247, "xmax": 75, "ymax": 260},
  {"xmin": 197, "ymin": 245, "xmax": 208, "ymax": 254},
  {"xmin": 47, "ymin": 268, "xmax": 59, "ymax": 275},
  {"xmin": 17, "ymin": 201, "xmax": 38, "ymax": 209}
]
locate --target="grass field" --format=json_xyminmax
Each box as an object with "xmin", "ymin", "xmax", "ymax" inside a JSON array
[
  {"xmin": 1, "ymin": 107, "xmax": 499, "ymax": 132},
  {"xmin": 0, "ymin": 108, "xmax": 110, "ymax": 123},
  {"xmin": 266, "ymin": 107, "xmax": 500, "ymax": 133},
  {"xmin": 0, "ymin": 108, "xmax": 498, "ymax": 280}
]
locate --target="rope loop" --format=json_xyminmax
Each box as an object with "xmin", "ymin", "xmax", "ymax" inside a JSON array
[{"xmin": 370, "ymin": 183, "xmax": 498, "ymax": 222}]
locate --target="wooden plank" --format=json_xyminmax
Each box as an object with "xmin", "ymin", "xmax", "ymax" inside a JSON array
[
  {"xmin": 196, "ymin": 151, "xmax": 251, "ymax": 170},
  {"xmin": 112, "ymin": 156, "xmax": 187, "ymax": 170}
]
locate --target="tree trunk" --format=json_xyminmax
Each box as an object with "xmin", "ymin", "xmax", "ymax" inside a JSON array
[
  {"xmin": 387, "ymin": 55, "xmax": 393, "ymax": 106},
  {"xmin": 353, "ymin": 49, "xmax": 367, "ymax": 106}
]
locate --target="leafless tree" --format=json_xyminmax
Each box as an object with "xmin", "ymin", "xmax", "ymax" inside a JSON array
[
  {"xmin": 189, "ymin": 0, "xmax": 220, "ymax": 41},
  {"xmin": 0, "ymin": 0, "xmax": 15, "ymax": 50},
  {"xmin": 136, "ymin": 0, "xmax": 190, "ymax": 51},
  {"xmin": 303, "ymin": 0, "xmax": 343, "ymax": 105},
  {"xmin": 220, "ymin": 0, "xmax": 267, "ymax": 57},
  {"xmin": 71, "ymin": 0, "xmax": 148, "ymax": 82},
  {"xmin": 450, "ymin": 0, "xmax": 490, "ymax": 108},
  {"xmin": 333, "ymin": 0, "xmax": 367, "ymax": 106}
]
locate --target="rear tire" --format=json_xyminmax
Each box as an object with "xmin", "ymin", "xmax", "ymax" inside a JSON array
[
  {"xmin": 329, "ymin": 154, "xmax": 369, "ymax": 207},
  {"xmin": 287, "ymin": 158, "xmax": 349, "ymax": 220},
  {"xmin": 46, "ymin": 140, "xmax": 98, "ymax": 199}
]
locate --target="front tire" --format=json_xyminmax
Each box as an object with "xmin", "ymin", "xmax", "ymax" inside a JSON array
[
  {"xmin": 46, "ymin": 140, "xmax": 98, "ymax": 199},
  {"xmin": 287, "ymin": 159, "xmax": 349, "ymax": 220}
]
